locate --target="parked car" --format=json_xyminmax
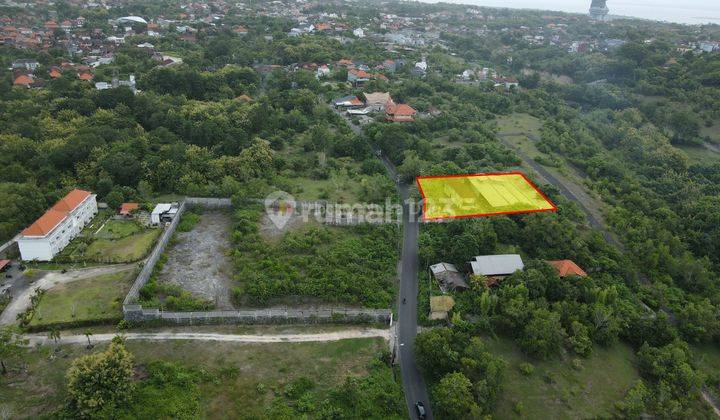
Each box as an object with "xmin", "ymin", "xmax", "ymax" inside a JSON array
[{"xmin": 415, "ymin": 402, "xmax": 426, "ymax": 419}]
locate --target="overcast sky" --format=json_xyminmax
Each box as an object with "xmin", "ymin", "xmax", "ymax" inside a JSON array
[{"xmin": 418, "ymin": 0, "xmax": 720, "ymax": 25}]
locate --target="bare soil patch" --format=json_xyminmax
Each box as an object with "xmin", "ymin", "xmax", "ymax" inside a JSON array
[{"xmin": 158, "ymin": 210, "xmax": 234, "ymax": 309}]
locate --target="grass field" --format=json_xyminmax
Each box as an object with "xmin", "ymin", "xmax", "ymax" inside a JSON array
[
  {"xmin": 29, "ymin": 269, "xmax": 136, "ymax": 327},
  {"xmin": 484, "ymin": 336, "xmax": 640, "ymax": 419},
  {"xmin": 277, "ymin": 174, "xmax": 361, "ymax": 203},
  {"xmin": 495, "ymin": 112, "xmax": 543, "ymax": 136},
  {"xmin": 95, "ymin": 219, "xmax": 142, "ymax": 239},
  {"xmin": 83, "ymin": 229, "xmax": 160, "ymax": 262},
  {"xmin": 0, "ymin": 337, "xmax": 387, "ymax": 419}
]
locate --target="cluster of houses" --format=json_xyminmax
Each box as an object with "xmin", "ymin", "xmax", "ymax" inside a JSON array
[
  {"xmin": 10, "ymin": 58, "xmax": 102, "ymax": 88},
  {"xmin": 334, "ymin": 91, "xmax": 418, "ymax": 123},
  {"xmin": 428, "ymin": 254, "xmax": 586, "ymax": 320},
  {"xmin": 456, "ymin": 67, "xmax": 520, "ymax": 90}
]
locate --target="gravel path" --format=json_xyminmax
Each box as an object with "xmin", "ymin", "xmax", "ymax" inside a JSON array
[
  {"xmin": 24, "ymin": 328, "xmax": 391, "ymax": 346},
  {"xmin": 0, "ymin": 264, "xmax": 135, "ymax": 325}
]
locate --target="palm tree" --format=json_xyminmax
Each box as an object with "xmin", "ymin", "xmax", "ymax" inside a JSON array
[
  {"xmin": 84, "ymin": 330, "xmax": 93, "ymax": 349},
  {"xmin": 48, "ymin": 328, "xmax": 60, "ymax": 352}
]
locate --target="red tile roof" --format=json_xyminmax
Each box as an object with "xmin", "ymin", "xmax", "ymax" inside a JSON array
[
  {"xmin": 119, "ymin": 202, "xmax": 139, "ymax": 215},
  {"xmin": 22, "ymin": 189, "xmax": 91, "ymax": 237},
  {"xmin": 548, "ymin": 260, "xmax": 587, "ymax": 277},
  {"xmin": 0, "ymin": 259, "xmax": 10, "ymax": 271},
  {"xmin": 13, "ymin": 74, "xmax": 33, "ymax": 86},
  {"xmin": 386, "ymin": 103, "xmax": 416, "ymax": 116}
]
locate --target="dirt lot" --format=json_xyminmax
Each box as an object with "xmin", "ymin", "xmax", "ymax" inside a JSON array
[{"xmin": 158, "ymin": 210, "xmax": 234, "ymax": 309}]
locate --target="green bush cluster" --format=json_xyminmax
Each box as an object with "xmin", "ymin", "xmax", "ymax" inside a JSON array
[{"xmin": 231, "ymin": 204, "xmax": 399, "ymax": 308}]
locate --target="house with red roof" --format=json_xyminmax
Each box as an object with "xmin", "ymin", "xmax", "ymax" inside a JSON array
[
  {"xmin": 17, "ymin": 189, "xmax": 98, "ymax": 261},
  {"xmin": 49, "ymin": 66, "xmax": 62, "ymax": 78},
  {"xmin": 13, "ymin": 74, "xmax": 34, "ymax": 87},
  {"xmin": 119, "ymin": 202, "xmax": 139, "ymax": 217},
  {"xmin": 347, "ymin": 68, "xmax": 372, "ymax": 83},
  {"xmin": 547, "ymin": 260, "xmax": 587, "ymax": 278},
  {"xmin": 385, "ymin": 100, "xmax": 417, "ymax": 122}
]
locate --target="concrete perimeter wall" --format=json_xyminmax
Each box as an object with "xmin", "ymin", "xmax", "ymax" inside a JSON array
[
  {"xmin": 124, "ymin": 307, "xmax": 391, "ymax": 325},
  {"xmin": 123, "ymin": 201, "xmax": 186, "ymax": 306},
  {"xmin": 185, "ymin": 197, "xmax": 233, "ymax": 207},
  {"xmin": 123, "ymin": 197, "xmax": 391, "ymax": 325}
]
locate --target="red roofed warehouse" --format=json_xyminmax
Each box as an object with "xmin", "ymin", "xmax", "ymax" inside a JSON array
[
  {"xmin": 17, "ymin": 189, "xmax": 98, "ymax": 261},
  {"xmin": 547, "ymin": 260, "xmax": 588, "ymax": 277}
]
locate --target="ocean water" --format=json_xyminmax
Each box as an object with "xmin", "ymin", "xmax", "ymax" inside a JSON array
[{"xmin": 419, "ymin": 0, "xmax": 720, "ymax": 25}]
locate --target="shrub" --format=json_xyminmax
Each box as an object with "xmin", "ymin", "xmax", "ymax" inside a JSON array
[{"xmin": 519, "ymin": 362, "xmax": 534, "ymax": 376}]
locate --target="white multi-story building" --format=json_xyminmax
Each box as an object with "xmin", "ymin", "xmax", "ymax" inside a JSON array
[{"xmin": 18, "ymin": 189, "xmax": 98, "ymax": 261}]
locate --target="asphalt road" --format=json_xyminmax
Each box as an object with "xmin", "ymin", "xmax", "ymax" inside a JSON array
[{"xmin": 331, "ymin": 104, "xmax": 433, "ymax": 419}]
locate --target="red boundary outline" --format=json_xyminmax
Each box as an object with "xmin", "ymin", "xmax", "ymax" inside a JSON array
[{"xmin": 415, "ymin": 171, "xmax": 558, "ymax": 222}]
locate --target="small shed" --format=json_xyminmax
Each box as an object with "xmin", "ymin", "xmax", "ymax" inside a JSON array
[
  {"xmin": 470, "ymin": 254, "xmax": 524, "ymax": 286},
  {"xmin": 429, "ymin": 262, "xmax": 469, "ymax": 292},
  {"xmin": 429, "ymin": 295, "xmax": 455, "ymax": 321},
  {"xmin": 150, "ymin": 203, "xmax": 178, "ymax": 225},
  {"xmin": 0, "ymin": 259, "xmax": 10, "ymax": 272},
  {"xmin": 470, "ymin": 254, "xmax": 524, "ymax": 277},
  {"xmin": 119, "ymin": 202, "xmax": 139, "ymax": 217}
]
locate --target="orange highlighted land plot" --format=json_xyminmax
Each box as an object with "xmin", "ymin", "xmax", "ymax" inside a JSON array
[{"xmin": 416, "ymin": 172, "xmax": 557, "ymax": 221}]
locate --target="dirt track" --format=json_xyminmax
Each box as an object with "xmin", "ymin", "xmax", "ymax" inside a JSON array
[{"xmin": 24, "ymin": 328, "xmax": 391, "ymax": 346}]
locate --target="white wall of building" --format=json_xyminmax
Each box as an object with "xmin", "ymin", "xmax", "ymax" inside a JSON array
[{"xmin": 19, "ymin": 195, "xmax": 98, "ymax": 261}]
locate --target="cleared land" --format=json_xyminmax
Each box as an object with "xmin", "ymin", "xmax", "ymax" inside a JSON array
[
  {"xmin": 28, "ymin": 269, "xmax": 135, "ymax": 327},
  {"xmin": 83, "ymin": 229, "xmax": 160, "ymax": 262},
  {"xmin": 158, "ymin": 210, "xmax": 234, "ymax": 309},
  {"xmin": 417, "ymin": 173, "xmax": 556, "ymax": 221},
  {"xmin": 0, "ymin": 337, "xmax": 386, "ymax": 419},
  {"xmin": 0, "ymin": 265, "xmax": 135, "ymax": 326},
  {"xmin": 485, "ymin": 336, "xmax": 640, "ymax": 419}
]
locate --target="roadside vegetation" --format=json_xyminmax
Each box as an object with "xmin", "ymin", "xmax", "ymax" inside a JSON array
[{"xmin": 0, "ymin": 334, "xmax": 403, "ymax": 419}]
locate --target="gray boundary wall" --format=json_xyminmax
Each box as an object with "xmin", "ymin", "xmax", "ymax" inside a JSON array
[
  {"xmin": 123, "ymin": 197, "xmax": 391, "ymax": 325},
  {"xmin": 125, "ymin": 307, "xmax": 391, "ymax": 325},
  {"xmin": 123, "ymin": 201, "xmax": 187, "ymax": 306},
  {"xmin": 185, "ymin": 197, "xmax": 232, "ymax": 207},
  {"xmin": 0, "ymin": 234, "xmax": 20, "ymax": 258}
]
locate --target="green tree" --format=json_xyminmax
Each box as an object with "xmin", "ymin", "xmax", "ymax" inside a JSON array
[
  {"xmin": 0, "ymin": 326, "xmax": 28, "ymax": 374},
  {"xmin": 432, "ymin": 372, "xmax": 481, "ymax": 419},
  {"xmin": 520, "ymin": 308, "xmax": 566, "ymax": 359},
  {"xmin": 568, "ymin": 321, "xmax": 593, "ymax": 357},
  {"xmin": 415, "ymin": 328, "xmax": 460, "ymax": 381},
  {"xmin": 66, "ymin": 336, "xmax": 135, "ymax": 417}
]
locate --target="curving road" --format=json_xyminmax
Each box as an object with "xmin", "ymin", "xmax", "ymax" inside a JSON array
[{"xmin": 330, "ymin": 105, "xmax": 433, "ymax": 419}]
